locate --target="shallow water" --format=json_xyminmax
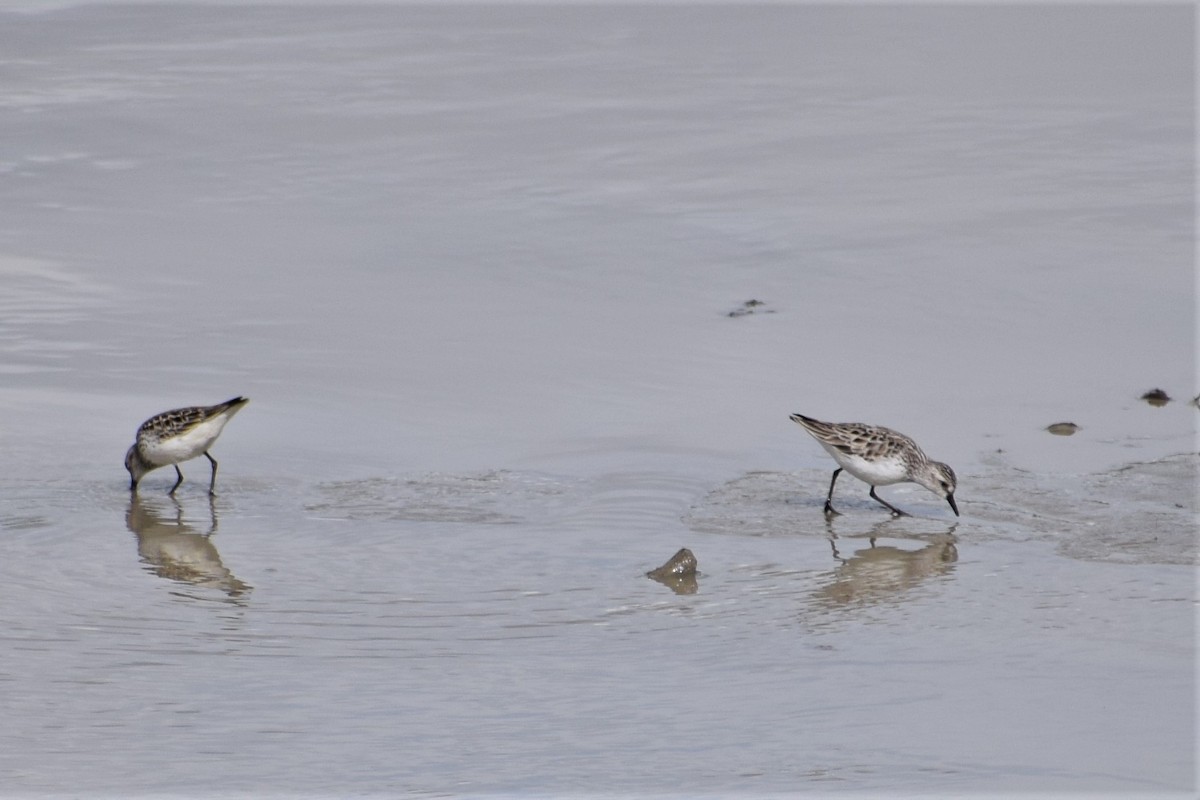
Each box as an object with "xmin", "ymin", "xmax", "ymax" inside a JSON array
[{"xmin": 0, "ymin": 4, "xmax": 1195, "ymax": 796}]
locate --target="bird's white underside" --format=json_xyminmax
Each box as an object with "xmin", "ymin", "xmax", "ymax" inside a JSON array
[
  {"xmin": 818, "ymin": 442, "xmax": 910, "ymax": 486},
  {"xmin": 140, "ymin": 416, "xmax": 233, "ymax": 466}
]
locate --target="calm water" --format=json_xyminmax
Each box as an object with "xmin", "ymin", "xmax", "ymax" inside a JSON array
[{"xmin": 0, "ymin": 4, "xmax": 1194, "ymax": 796}]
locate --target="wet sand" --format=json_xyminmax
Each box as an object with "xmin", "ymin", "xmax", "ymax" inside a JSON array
[
  {"xmin": 0, "ymin": 3, "xmax": 1194, "ymax": 796},
  {"xmin": 687, "ymin": 453, "xmax": 1198, "ymax": 567}
]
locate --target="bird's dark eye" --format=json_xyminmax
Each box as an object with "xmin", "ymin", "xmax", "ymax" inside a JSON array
[{"xmin": 940, "ymin": 481, "xmax": 949, "ymax": 490}]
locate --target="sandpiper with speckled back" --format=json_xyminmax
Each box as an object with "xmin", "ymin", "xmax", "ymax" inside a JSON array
[
  {"xmin": 125, "ymin": 397, "xmax": 249, "ymax": 495},
  {"xmin": 790, "ymin": 413, "xmax": 958, "ymax": 517}
]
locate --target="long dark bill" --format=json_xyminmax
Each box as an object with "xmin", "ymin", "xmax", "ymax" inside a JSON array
[{"xmin": 946, "ymin": 493, "xmax": 959, "ymax": 517}]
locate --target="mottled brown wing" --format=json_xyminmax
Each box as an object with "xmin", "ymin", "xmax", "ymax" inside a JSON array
[{"xmin": 138, "ymin": 405, "xmax": 209, "ymax": 438}]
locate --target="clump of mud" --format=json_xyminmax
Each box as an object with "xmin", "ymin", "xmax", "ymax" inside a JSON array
[
  {"xmin": 726, "ymin": 299, "xmax": 775, "ymax": 317},
  {"xmin": 1141, "ymin": 388, "xmax": 1171, "ymax": 407},
  {"xmin": 1046, "ymin": 422, "xmax": 1080, "ymax": 436},
  {"xmin": 646, "ymin": 547, "xmax": 698, "ymax": 594}
]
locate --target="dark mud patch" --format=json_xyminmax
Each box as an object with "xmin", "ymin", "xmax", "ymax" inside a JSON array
[
  {"xmin": 687, "ymin": 455, "xmax": 1196, "ymax": 566},
  {"xmin": 1140, "ymin": 388, "xmax": 1172, "ymax": 407},
  {"xmin": 725, "ymin": 299, "xmax": 776, "ymax": 317},
  {"xmin": 979, "ymin": 452, "xmax": 1197, "ymax": 566},
  {"xmin": 682, "ymin": 470, "xmax": 960, "ymax": 540}
]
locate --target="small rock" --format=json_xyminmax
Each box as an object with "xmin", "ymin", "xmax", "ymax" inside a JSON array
[
  {"xmin": 647, "ymin": 547, "xmax": 697, "ymax": 578},
  {"xmin": 646, "ymin": 548, "xmax": 699, "ymax": 594},
  {"xmin": 1141, "ymin": 388, "xmax": 1171, "ymax": 407},
  {"xmin": 1046, "ymin": 422, "xmax": 1080, "ymax": 436}
]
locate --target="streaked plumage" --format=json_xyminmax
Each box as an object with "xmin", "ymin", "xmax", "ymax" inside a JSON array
[
  {"xmin": 125, "ymin": 397, "xmax": 249, "ymax": 494},
  {"xmin": 790, "ymin": 412, "xmax": 958, "ymax": 517}
]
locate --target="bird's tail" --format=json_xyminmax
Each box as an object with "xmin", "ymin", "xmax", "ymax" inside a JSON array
[
  {"xmin": 789, "ymin": 412, "xmax": 829, "ymax": 434},
  {"xmin": 217, "ymin": 396, "xmax": 250, "ymax": 416}
]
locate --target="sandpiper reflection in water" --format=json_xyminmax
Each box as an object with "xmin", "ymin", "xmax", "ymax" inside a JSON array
[
  {"xmin": 811, "ymin": 518, "xmax": 958, "ymax": 611},
  {"xmin": 126, "ymin": 494, "xmax": 250, "ymax": 600}
]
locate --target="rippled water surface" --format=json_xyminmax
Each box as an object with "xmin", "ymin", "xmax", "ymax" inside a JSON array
[{"xmin": 0, "ymin": 4, "xmax": 1194, "ymax": 796}]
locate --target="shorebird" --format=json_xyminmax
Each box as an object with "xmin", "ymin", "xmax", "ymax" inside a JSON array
[
  {"xmin": 790, "ymin": 412, "xmax": 958, "ymax": 517},
  {"xmin": 125, "ymin": 397, "xmax": 249, "ymax": 495}
]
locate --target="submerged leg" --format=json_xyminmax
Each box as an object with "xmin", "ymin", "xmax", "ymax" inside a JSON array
[
  {"xmin": 205, "ymin": 451, "xmax": 219, "ymax": 496},
  {"xmin": 824, "ymin": 468, "xmax": 842, "ymax": 516},
  {"xmin": 169, "ymin": 465, "xmax": 185, "ymax": 495},
  {"xmin": 205, "ymin": 492, "xmax": 218, "ymax": 535},
  {"xmin": 828, "ymin": 535, "xmax": 844, "ymax": 562},
  {"xmin": 869, "ymin": 486, "xmax": 907, "ymax": 517}
]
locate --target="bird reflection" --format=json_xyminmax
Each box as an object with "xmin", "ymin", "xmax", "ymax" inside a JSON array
[
  {"xmin": 811, "ymin": 518, "xmax": 957, "ymax": 609},
  {"xmin": 126, "ymin": 494, "xmax": 250, "ymax": 599}
]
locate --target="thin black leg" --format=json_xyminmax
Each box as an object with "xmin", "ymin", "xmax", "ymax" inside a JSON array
[
  {"xmin": 869, "ymin": 486, "xmax": 907, "ymax": 516},
  {"xmin": 824, "ymin": 468, "xmax": 842, "ymax": 516},
  {"xmin": 169, "ymin": 465, "xmax": 184, "ymax": 495},
  {"xmin": 205, "ymin": 451, "xmax": 219, "ymax": 496}
]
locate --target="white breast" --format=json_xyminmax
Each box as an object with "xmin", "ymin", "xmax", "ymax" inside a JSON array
[
  {"xmin": 820, "ymin": 444, "xmax": 910, "ymax": 486},
  {"xmin": 140, "ymin": 416, "xmax": 232, "ymax": 466}
]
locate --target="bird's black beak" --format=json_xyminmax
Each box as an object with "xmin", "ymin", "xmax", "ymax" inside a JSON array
[{"xmin": 946, "ymin": 493, "xmax": 959, "ymax": 517}]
